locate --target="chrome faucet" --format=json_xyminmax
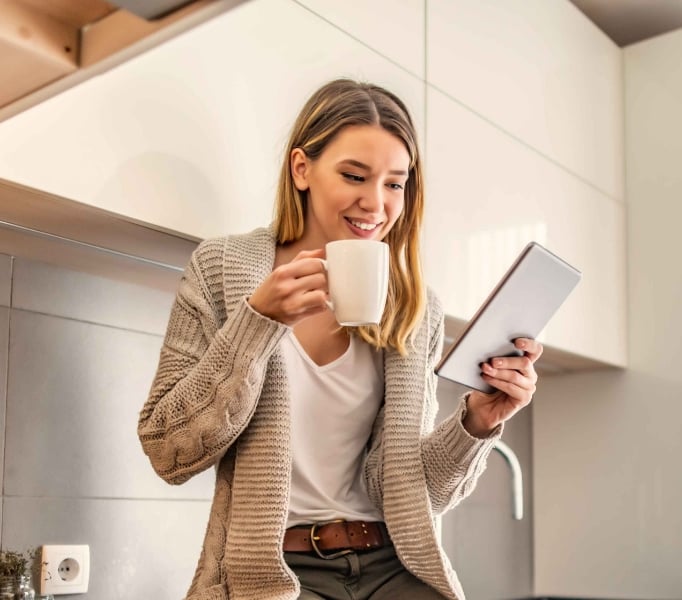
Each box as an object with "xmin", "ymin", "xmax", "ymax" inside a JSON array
[{"xmin": 493, "ymin": 440, "xmax": 523, "ymax": 520}]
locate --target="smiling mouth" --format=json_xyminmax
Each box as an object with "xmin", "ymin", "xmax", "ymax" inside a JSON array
[{"xmin": 346, "ymin": 218, "xmax": 381, "ymax": 231}]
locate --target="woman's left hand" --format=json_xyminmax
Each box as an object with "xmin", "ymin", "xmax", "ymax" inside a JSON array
[{"xmin": 463, "ymin": 338, "xmax": 543, "ymax": 438}]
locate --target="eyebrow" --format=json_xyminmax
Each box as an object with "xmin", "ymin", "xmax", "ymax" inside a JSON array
[{"xmin": 338, "ymin": 159, "xmax": 408, "ymax": 177}]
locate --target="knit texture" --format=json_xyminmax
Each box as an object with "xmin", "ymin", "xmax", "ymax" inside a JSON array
[{"xmin": 138, "ymin": 226, "xmax": 502, "ymax": 600}]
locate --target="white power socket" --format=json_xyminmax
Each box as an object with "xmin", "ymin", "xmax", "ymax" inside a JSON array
[{"xmin": 39, "ymin": 545, "xmax": 90, "ymax": 595}]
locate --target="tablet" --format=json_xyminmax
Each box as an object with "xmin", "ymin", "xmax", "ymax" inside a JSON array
[{"xmin": 434, "ymin": 242, "xmax": 582, "ymax": 393}]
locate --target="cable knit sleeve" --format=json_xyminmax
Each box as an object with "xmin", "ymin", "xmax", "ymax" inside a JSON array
[
  {"xmin": 420, "ymin": 292, "xmax": 503, "ymax": 514},
  {"xmin": 137, "ymin": 239, "xmax": 288, "ymax": 485}
]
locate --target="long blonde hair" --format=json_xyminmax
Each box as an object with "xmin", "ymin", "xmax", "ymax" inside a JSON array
[{"xmin": 274, "ymin": 79, "xmax": 426, "ymax": 356}]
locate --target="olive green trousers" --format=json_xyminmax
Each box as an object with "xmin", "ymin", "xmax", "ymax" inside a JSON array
[{"xmin": 284, "ymin": 545, "xmax": 447, "ymax": 600}]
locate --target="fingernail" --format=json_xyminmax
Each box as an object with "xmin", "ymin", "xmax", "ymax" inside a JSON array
[
  {"xmin": 517, "ymin": 340, "xmax": 526, "ymax": 348},
  {"xmin": 494, "ymin": 359, "xmax": 503, "ymax": 367}
]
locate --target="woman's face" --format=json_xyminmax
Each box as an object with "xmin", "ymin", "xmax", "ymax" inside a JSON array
[{"xmin": 291, "ymin": 124, "xmax": 410, "ymax": 246}]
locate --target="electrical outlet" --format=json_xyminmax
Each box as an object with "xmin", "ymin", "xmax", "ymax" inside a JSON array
[{"xmin": 40, "ymin": 545, "xmax": 90, "ymax": 595}]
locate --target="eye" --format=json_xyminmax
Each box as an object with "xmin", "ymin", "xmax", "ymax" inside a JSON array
[
  {"xmin": 387, "ymin": 182, "xmax": 405, "ymax": 190},
  {"xmin": 342, "ymin": 173, "xmax": 364, "ymax": 182}
]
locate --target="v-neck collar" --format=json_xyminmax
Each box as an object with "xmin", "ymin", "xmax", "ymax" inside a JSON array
[{"xmin": 286, "ymin": 331, "xmax": 353, "ymax": 373}]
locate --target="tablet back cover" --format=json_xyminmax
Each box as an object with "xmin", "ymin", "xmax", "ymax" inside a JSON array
[{"xmin": 435, "ymin": 242, "xmax": 581, "ymax": 393}]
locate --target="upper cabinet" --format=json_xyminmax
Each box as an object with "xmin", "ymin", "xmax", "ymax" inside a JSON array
[
  {"xmin": 295, "ymin": 0, "xmax": 425, "ymax": 79},
  {"xmin": 0, "ymin": 0, "xmax": 425, "ymax": 241},
  {"xmin": 423, "ymin": 88, "xmax": 626, "ymax": 366},
  {"xmin": 427, "ymin": 0, "xmax": 624, "ymax": 202},
  {"xmin": 422, "ymin": 0, "xmax": 626, "ymax": 367}
]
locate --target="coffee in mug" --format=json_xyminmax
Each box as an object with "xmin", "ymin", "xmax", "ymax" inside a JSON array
[{"xmin": 320, "ymin": 239, "xmax": 390, "ymax": 326}]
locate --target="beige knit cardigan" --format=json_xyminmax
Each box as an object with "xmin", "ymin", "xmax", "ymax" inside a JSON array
[{"xmin": 138, "ymin": 226, "xmax": 502, "ymax": 600}]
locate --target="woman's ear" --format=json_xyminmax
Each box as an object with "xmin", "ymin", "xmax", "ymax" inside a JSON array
[{"xmin": 290, "ymin": 148, "xmax": 310, "ymax": 191}]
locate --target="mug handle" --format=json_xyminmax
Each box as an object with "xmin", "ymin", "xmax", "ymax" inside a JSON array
[{"xmin": 317, "ymin": 258, "xmax": 334, "ymax": 312}]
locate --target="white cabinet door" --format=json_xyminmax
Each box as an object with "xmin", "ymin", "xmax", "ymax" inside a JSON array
[
  {"xmin": 427, "ymin": 0, "xmax": 623, "ymax": 202},
  {"xmin": 296, "ymin": 0, "xmax": 425, "ymax": 78},
  {"xmin": 424, "ymin": 87, "xmax": 626, "ymax": 366}
]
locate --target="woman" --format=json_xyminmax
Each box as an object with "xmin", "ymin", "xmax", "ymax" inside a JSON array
[{"xmin": 138, "ymin": 79, "xmax": 541, "ymax": 600}]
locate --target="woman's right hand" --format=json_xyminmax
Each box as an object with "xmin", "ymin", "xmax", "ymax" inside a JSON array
[{"xmin": 248, "ymin": 249, "xmax": 329, "ymax": 326}]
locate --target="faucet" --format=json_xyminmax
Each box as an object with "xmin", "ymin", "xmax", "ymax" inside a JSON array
[{"xmin": 493, "ymin": 440, "xmax": 523, "ymax": 520}]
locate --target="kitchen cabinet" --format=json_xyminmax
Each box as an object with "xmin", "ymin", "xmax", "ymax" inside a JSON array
[
  {"xmin": 421, "ymin": 0, "xmax": 625, "ymax": 366},
  {"xmin": 424, "ymin": 87, "xmax": 626, "ymax": 367},
  {"xmin": 427, "ymin": 0, "xmax": 623, "ymax": 201},
  {"xmin": 295, "ymin": 0, "xmax": 425, "ymax": 79}
]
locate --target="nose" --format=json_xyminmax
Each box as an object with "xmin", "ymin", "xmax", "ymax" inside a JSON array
[{"xmin": 357, "ymin": 183, "xmax": 385, "ymax": 214}]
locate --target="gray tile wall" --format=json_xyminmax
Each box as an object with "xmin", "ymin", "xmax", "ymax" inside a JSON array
[
  {"xmin": 4, "ymin": 309, "xmax": 214, "ymax": 501},
  {"xmin": 438, "ymin": 377, "xmax": 534, "ymax": 599},
  {"xmin": 1, "ymin": 306, "xmax": 8, "ymax": 536},
  {"xmin": 1, "ymin": 253, "xmax": 11, "ymax": 538},
  {"xmin": 0, "ymin": 253, "xmax": 214, "ymax": 598},
  {"xmin": 0, "ymin": 254, "xmax": 11, "ymax": 307},
  {"xmin": 3, "ymin": 497, "xmax": 210, "ymax": 599},
  {"xmin": 11, "ymin": 258, "xmax": 176, "ymax": 336}
]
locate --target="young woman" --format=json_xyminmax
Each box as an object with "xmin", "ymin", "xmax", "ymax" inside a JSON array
[{"xmin": 138, "ymin": 79, "xmax": 542, "ymax": 600}]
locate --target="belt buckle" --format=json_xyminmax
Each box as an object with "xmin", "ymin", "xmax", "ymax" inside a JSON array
[{"xmin": 310, "ymin": 519, "xmax": 354, "ymax": 560}]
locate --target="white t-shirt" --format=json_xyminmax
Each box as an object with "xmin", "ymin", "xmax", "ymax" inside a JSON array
[{"xmin": 281, "ymin": 331, "xmax": 384, "ymax": 528}]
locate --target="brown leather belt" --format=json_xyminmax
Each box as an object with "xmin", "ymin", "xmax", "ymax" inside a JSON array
[{"xmin": 283, "ymin": 520, "xmax": 391, "ymax": 559}]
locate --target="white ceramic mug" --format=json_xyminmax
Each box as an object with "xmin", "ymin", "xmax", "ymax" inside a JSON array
[{"xmin": 320, "ymin": 239, "xmax": 390, "ymax": 326}]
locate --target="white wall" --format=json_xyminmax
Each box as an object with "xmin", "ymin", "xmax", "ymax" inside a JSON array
[{"xmin": 533, "ymin": 27, "xmax": 682, "ymax": 598}]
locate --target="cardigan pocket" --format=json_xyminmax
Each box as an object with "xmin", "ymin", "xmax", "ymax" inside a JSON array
[{"xmin": 186, "ymin": 583, "xmax": 228, "ymax": 600}]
